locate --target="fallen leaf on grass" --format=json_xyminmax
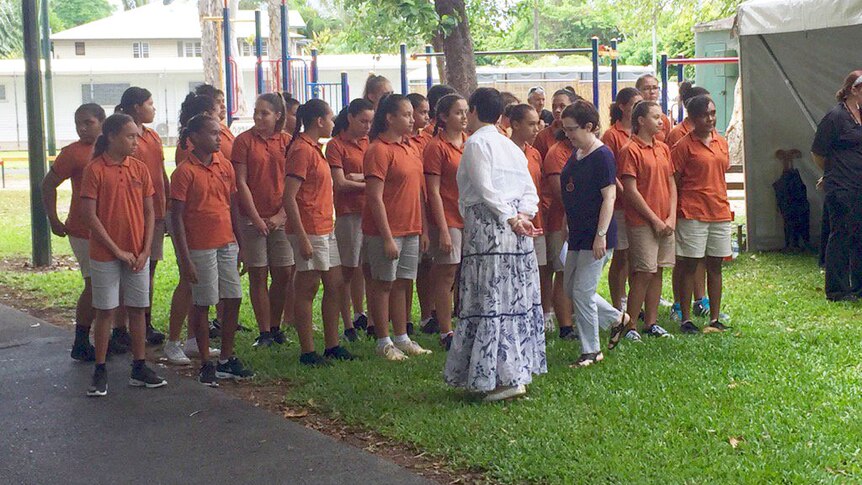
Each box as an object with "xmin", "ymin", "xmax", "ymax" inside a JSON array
[
  {"xmin": 283, "ymin": 408, "xmax": 309, "ymax": 419},
  {"xmin": 702, "ymin": 326, "xmax": 722, "ymax": 334},
  {"xmin": 728, "ymin": 436, "xmax": 744, "ymax": 449}
]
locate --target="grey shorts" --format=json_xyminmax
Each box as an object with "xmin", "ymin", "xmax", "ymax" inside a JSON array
[
  {"xmin": 189, "ymin": 243, "xmax": 243, "ymax": 306},
  {"xmin": 90, "ymin": 258, "xmax": 150, "ymax": 310},
  {"xmin": 69, "ymin": 236, "xmax": 91, "ymax": 279},
  {"xmin": 288, "ymin": 233, "xmax": 342, "ymax": 272},
  {"xmin": 363, "ymin": 235, "xmax": 420, "ymax": 282},
  {"xmin": 429, "ymin": 226, "xmax": 463, "ymax": 265},
  {"xmin": 546, "ymin": 230, "xmax": 567, "ymax": 272},
  {"xmin": 534, "ymin": 234, "xmax": 548, "ymax": 267},
  {"xmin": 334, "ymin": 214, "xmax": 363, "ymax": 268},
  {"xmin": 150, "ymin": 219, "xmax": 165, "ymax": 261},
  {"xmin": 239, "ymin": 218, "xmax": 295, "ymax": 268}
]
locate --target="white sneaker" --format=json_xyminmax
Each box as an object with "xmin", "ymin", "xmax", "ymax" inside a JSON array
[
  {"xmin": 394, "ymin": 339, "xmax": 432, "ymax": 356},
  {"xmin": 483, "ymin": 384, "xmax": 527, "ymax": 402},
  {"xmin": 163, "ymin": 340, "xmax": 191, "ymax": 365},
  {"xmin": 184, "ymin": 339, "xmax": 221, "ymax": 359},
  {"xmin": 543, "ymin": 313, "xmax": 555, "ymax": 332},
  {"xmin": 376, "ymin": 343, "xmax": 409, "ymax": 361}
]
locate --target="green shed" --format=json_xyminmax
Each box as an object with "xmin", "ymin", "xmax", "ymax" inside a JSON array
[{"xmin": 693, "ymin": 16, "xmax": 738, "ymax": 134}]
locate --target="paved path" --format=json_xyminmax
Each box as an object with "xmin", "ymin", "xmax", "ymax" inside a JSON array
[{"xmin": 0, "ymin": 304, "xmax": 434, "ymax": 485}]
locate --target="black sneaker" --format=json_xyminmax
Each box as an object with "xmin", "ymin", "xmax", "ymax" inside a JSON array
[
  {"xmin": 253, "ymin": 333, "xmax": 275, "ymax": 349},
  {"xmin": 71, "ymin": 339, "xmax": 96, "ymax": 362},
  {"xmin": 406, "ymin": 321, "xmax": 415, "ymax": 336},
  {"xmin": 441, "ymin": 333, "xmax": 453, "ymax": 351},
  {"xmin": 129, "ymin": 363, "xmax": 167, "ymax": 388},
  {"xmin": 199, "ymin": 361, "xmax": 219, "ymax": 387},
  {"xmin": 421, "ymin": 317, "xmax": 439, "ymax": 334},
  {"xmin": 209, "ymin": 319, "xmax": 222, "ymax": 339},
  {"xmin": 299, "ymin": 351, "xmax": 329, "ymax": 367},
  {"xmin": 643, "ymin": 324, "xmax": 672, "ymax": 338},
  {"xmin": 108, "ymin": 329, "xmax": 130, "ymax": 355},
  {"xmin": 353, "ymin": 313, "xmax": 368, "ymax": 331},
  {"xmin": 570, "ymin": 352, "xmax": 604, "ymax": 368},
  {"xmin": 146, "ymin": 323, "xmax": 165, "ymax": 346},
  {"xmin": 365, "ymin": 325, "xmax": 376, "ymax": 339},
  {"xmin": 271, "ymin": 327, "xmax": 289, "ymax": 344},
  {"xmin": 216, "ymin": 357, "xmax": 255, "ymax": 380},
  {"xmin": 559, "ymin": 326, "xmax": 579, "ymax": 340},
  {"xmin": 707, "ymin": 320, "xmax": 730, "ymax": 332},
  {"xmin": 343, "ymin": 328, "xmax": 358, "ymax": 342},
  {"xmin": 87, "ymin": 366, "xmax": 108, "ymax": 397},
  {"xmin": 323, "ymin": 346, "xmax": 355, "ymax": 361},
  {"xmin": 680, "ymin": 320, "xmax": 700, "ymax": 335}
]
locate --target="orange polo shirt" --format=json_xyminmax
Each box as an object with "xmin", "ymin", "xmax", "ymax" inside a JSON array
[
  {"xmin": 671, "ymin": 131, "xmax": 731, "ymax": 222},
  {"xmin": 656, "ymin": 113, "xmax": 673, "ymax": 144},
  {"xmin": 50, "ymin": 140, "xmax": 94, "ymax": 239},
  {"xmin": 133, "ymin": 126, "xmax": 166, "ymax": 220},
  {"xmin": 541, "ymin": 139, "xmax": 574, "ymax": 232},
  {"xmin": 410, "ymin": 130, "xmax": 434, "ymax": 155},
  {"xmin": 175, "ymin": 125, "xmax": 236, "ymax": 166},
  {"xmin": 80, "ymin": 154, "xmax": 155, "ymax": 262},
  {"xmin": 285, "ymin": 134, "xmax": 334, "ymax": 236},
  {"xmin": 534, "ymin": 120, "xmax": 561, "ymax": 159},
  {"xmin": 219, "ymin": 123, "xmax": 235, "ymax": 159},
  {"xmin": 524, "ymin": 143, "xmax": 544, "ymax": 230},
  {"xmin": 326, "ymin": 133, "xmax": 368, "ymax": 216},
  {"xmin": 619, "ymin": 136, "xmax": 673, "ymax": 227},
  {"xmin": 423, "ymin": 132, "xmax": 466, "ymax": 229},
  {"xmin": 666, "ymin": 118, "xmax": 694, "ymax": 148},
  {"xmin": 231, "ymin": 129, "xmax": 291, "ymax": 219},
  {"xmin": 170, "ymin": 152, "xmax": 236, "ymax": 250},
  {"xmin": 602, "ymin": 122, "xmax": 632, "ymax": 211},
  {"xmin": 362, "ymin": 137, "xmax": 423, "ymax": 237}
]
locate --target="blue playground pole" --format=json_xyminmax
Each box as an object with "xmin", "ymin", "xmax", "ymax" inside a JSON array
[
  {"xmin": 425, "ymin": 45, "xmax": 433, "ymax": 90},
  {"xmin": 223, "ymin": 4, "xmax": 233, "ymax": 125},
  {"xmin": 280, "ymin": 1, "xmax": 288, "ymax": 93},
  {"xmin": 610, "ymin": 38, "xmax": 618, "ymax": 101},
  {"xmin": 591, "ymin": 37, "xmax": 599, "ymax": 110},
  {"xmin": 255, "ymin": 10, "xmax": 264, "ymax": 95},
  {"xmin": 660, "ymin": 54, "xmax": 669, "ymax": 115},
  {"xmin": 341, "ymin": 72, "xmax": 349, "ymax": 109},
  {"xmin": 677, "ymin": 64, "xmax": 685, "ymax": 122},
  {"xmin": 311, "ymin": 48, "xmax": 319, "ymax": 99},
  {"xmin": 400, "ymin": 43, "xmax": 408, "ymax": 94}
]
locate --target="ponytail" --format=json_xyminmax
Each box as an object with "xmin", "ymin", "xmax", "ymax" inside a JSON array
[
  {"xmin": 631, "ymin": 100, "xmax": 658, "ymax": 135},
  {"xmin": 332, "ymin": 98, "xmax": 374, "ymax": 137},
  {"xmin": 92, "ymin": 113, "xmax": 135, "ymax": 158},
  {"xmin": 179, "ymin": 114, "xmax": 217, "ymax": 151},
  {"xmin": 836, "ymin": 70, "xmax": 862, "ymax": 102},
  {"xmin": 285, "ymin": 98, "xmax": 330, "ymax": 153},
  {"xmin": 370, "ymin": 94, "xmax": 407, "ymax": 140},
  {"xmin": 115, "ymin": 87, "xmax": 152, "ymax": 119},
  {"xmin": 178, "ymin": 92, "xmax": 216, "ymax": 130},
  {"xmin": 432, "ymin": 93, "xmax": 465, "ymax": 136},
  {"xmin": 610, "ymin": 87, "xmax": 642, "ymax": 125}
]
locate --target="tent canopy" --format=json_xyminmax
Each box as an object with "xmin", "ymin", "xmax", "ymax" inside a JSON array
[{"xmin": 734, "ymin": 0, "xmax": 862, "ymax": 35}]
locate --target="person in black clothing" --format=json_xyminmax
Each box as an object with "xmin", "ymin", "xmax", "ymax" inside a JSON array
[
  {"xmin": 528, "ymin": 86, "xmax": 555, "ymax": 127},
  {"xmin": 811, "ymin": 70, "xmax": 862, "ymax": 302}
]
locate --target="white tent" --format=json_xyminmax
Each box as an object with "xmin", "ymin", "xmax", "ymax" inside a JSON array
[{"xmin": 733, "ymin": 0, "xmax": 862, "ymax": 250}]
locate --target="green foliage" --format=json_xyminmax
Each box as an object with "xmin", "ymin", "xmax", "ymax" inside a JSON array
[
  {"xmin": 51, "ymin": 0, "xmax": 114, "ymax": 32},
  {"xmin": 0, "ymin": 0, "xmax": 23, "ymax": 59}
]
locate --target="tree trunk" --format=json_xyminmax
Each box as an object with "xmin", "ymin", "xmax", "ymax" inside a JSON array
[
  {"xmin": 431, "ymin": 31, "xmax": 447, "ymax": 85},
  {"xmin": 434, "ymin": 0, "xmax": 477, "ymax": 96},
  {"xmin": 267, "ymin": 0, "xmax": 281, "ymax": 91},
  {"xmin": 229, "ymin": 0, "xmax": 248, "ymax": 117},
  {"xmin": 199, "ymin": 0, "xmax": 222, "ymax": 88}
]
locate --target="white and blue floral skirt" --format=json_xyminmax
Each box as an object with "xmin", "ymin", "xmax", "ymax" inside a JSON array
[{"xmin": 444, "ymin": 202, "xmax": 547, "ymax": 392}]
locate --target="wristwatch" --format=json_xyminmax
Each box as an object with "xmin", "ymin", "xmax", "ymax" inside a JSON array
[{"xmin": 597, "ymin": 229, "xmax": 607, "ymax": 237}]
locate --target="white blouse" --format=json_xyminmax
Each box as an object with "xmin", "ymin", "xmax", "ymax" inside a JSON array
[{"xmin": 456, "ymin": 124, "xmax": 540, "ymax": 225}]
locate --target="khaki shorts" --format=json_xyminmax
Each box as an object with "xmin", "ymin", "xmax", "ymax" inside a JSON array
[
  {"xmin": 334, "ymin": 214, "xmax": 363, "ymax": 268},
  {"xmin": 363, "ymin": 235, "xmax": 420, "ymax": 282},
  {"xmin": 69, "ymin": 236, "xmax": 91, "ymax": 279},
  {"xmin": 239, "ymin": 219, "xmax": 295, "ymax": 268},
  {"xmin": 189, "ymin": 243, "xmax": 243, "ymax": 306},
  {"xmin": 150, "ymin": 219, "xmax": 166, "ymax": 261},
  {"xmin": 628, "ymin": 225, "xmax": 675, "ymax": 274},
  {"xmin": 675, "ymin": 219, "xmax": 732, "ymax": 259},
  {"xmin": 289, "ymin": 233, "xmax": 342, "ymax": 272},
  {"xmin": 90, "ymin": 258, "xmax": 150, "ymax": 310},
  {"xmin": 546, "ymin": 230, "xmax": 567, "ymax": 272},
  {"xmin": 613, "ymin": 210, "xmax": 629, "ymax": 251},
  {"xmin": 429, "ymin": 226, "xmax": 463, "ymax": 265},
  {"xmin": 534, "ymin": 234, "xmax": 548, "ymax": 267}
]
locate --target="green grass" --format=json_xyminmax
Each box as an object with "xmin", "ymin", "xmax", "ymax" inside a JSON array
[{"xmin": 1, "ymin": 189, "xmax": 861, "ymax": 483}]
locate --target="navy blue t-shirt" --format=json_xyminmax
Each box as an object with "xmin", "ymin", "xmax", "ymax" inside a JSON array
[{"xmin": 561, "ymin": 144, "xmax": 618, "ymax": 251}]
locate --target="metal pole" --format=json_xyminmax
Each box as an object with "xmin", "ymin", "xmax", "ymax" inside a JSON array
[
  {"xmin": 610, "ymin": 38, "xmax": 618, "ymax": 101},
  {"xmin": 310, "ymin": 48, "xmax": 319, "ymax": 99},
  {"xmin": 223, "ymin": 3, "xmax": 234, "ymax": 125},
  {"xmin": 590, "ymin": 37, "xmax": 599, "ymax": 110},
  {"xmin": 400, "ymin": 43, "xmax": 408, "ymax": 95},
  {"xmin": 280, "ymin": 0, "xmax": 288, "ymax": 93},
  {"xmin": 254, "ymin": 10, "xmax": 264, "ymax": 95},
  {"xmin": 660, "ymin": 54, "xmax": 669, "ymax": 115},
  {"xmin": 677, "ymin": 64, "xmax": 685, "ymax": 123},
  {"xmin": 340, "ymin": 71, "xmax": 349, "ymax": 109},
  {"xmin": 40, "ymin": 0, "xmax": 55, "ymax": 156},
  {"xmin": 23, "ymin": 0, "xmax": 51, "ymax": 267},
  {"xmin": 425, "ymin": 44, "xmax": 433, "ymax": 90}
]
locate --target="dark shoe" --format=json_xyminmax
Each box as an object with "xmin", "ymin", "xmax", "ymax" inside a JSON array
[
  {"xmin": 406, "ymin": 321, "xmax": 415, "ymax": 336},
  {"xmin": 299, "ymin": 351, "xmax": 329, "ymax": 367},
  {"xmin": 253, "ymin": 333, "xmax": 275, "ymax": 349},
  {"xmin": 209, "ymin": 319, "xmax": 222, "ymax": 339},
  {"xmin": 146, "ymin": 323, "xmax": 165, "ymax": 346},
  {"xmin": 441, "ymin": 332, "xmax": 453, "ymax": 351},
  {"xmin": 570, "ymin": 352, "xmax": 604, "ymax": 368},
  {"xmin": 365, "ymin": 325, "xmax": 376, "ymax": 339},
  {"xmin": 680, "ymin": 320, "xmax": 700, "ymax": 335},
  {"xmin": 199, "ymin": 361, "xmax": 219, "ymax": 387},
  {"xmin": 353, "ymin": 313, "xmax": 368, "ymax": 331},
  {"xmin": 643, "ymin": 324, "xmax": 672, "ymax": 338},
  {"xmin": 827, "ymin": 294, "xmax": 859, "ymax": 303},
  {"xmin": 108, "ymin": 329, "xmax": 129, "ymax": 355},
  {"xmin": 271, "ymin": 327, "xmax": 289, "ymax": 345},
  {"xmin": 707, "ymin": 320, "xmax": 731, "ymax": 332},
  {"xmin": 323, "ymin": 346, "xmax": 355, "ymax": 361},
  {"xmin": 87, "ymin": 366, "xmax": 108, "ymax": 397},
  {"xmin": 216, "ymin": 357, "xmax": 255, "ymax": 380},
  {"xmin": 421, "ymin": 317, "xmax": 439, "ymax": 334},
  {"xmin": 559, "ymin": 326, "xmax": 579, "ymax": 341},
  {"xmin": 71, "ymin": 339, "xmax": 96, "ymax": 362},
  {"xmin": 129, "ymin": 363, "xmax": 167, "ymax": 388},
  {"xmin": 343, "ymin": 328, "xmax": 358, "ymax": 343}
]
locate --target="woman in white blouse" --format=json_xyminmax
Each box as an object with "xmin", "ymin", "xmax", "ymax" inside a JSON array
[{"xmin": 443, "ymin": 88, "xmax": 547, "ymax": 402}]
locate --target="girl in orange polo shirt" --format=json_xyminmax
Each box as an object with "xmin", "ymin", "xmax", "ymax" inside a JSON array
[
  {"xmin": 602, "ymin": 87, "xmax": 643, "ymax": 311},
  {"xmin": 533, "ymin": 88, "xmax": 579, "ymax": 158},
  {"xmin": 116, "ymin": 87, "xmax": 167, "ymax": 347},
  {"xmin": 41, "ymin": 103, "xmax": 106, "ymax": 362},
  {"xmin": 635, "ymin": 74, "xmax": 673, "ymax": 143},
  {"xmin": 363, "ymin": 75, "xmax": 394, "ymax": 109},
  {"xmin": 284, "ymin": 99, "xmax": 356, "ymax": 365},
  {"xmin": 195, "ymin": 84, "xmax": 235, "ymax": 160},
  {"xmin": 671, "ymin": 95, "xmax": 732, "ymax": 333},
  {"xmin": 497, "ymin": 92, "xmax": 520, "ymax": 136},
  {"xmin": 667, "ymin": 83, "xmax": 711, "ymax": 147},
  {"xmin": 363, "ymin": 94, "xmax": 433, "ymax": 361},
  {"xmin": 611, "ymin": 101, "xmax": 677, "ymax": 347},
  {"xmin": 422, "ymin": 85, "xmax": 458, "ymax": 139},
  {"xmin": 80, "ymin": 113, "xmax": 165, "ymax": 396},
  {"xmin": 424, "ymin": 93, "xmax": 468, "ymax": 350},
  {"xmin": 233, "ymin": 93, "xmax": 294, "ymax": 349},
  {"xmin": 329, "ymin": 99, "xmax": 374, "ymax": 342},
  {"xmin": 407, "ymin": 92, "xmax": 433, "ymax": 336},
  {"xmin": 282, "ymin": 93, "xmax": 301, "ymax": 135}
]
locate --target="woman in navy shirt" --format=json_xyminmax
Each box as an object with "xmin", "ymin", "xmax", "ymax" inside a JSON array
[{"xmin": 560, "ymin": 101, "xmax": 629, "ymax": 367}]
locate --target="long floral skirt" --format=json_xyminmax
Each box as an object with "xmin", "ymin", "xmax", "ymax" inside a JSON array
[{"xmin": 443, "ymin": 202, "xmax": 547, "ymax": 392}]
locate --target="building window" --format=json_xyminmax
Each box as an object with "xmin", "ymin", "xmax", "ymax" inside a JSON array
[
  {"xmin": 239, "ymin": 39, "xmax": 267, "ymax": 57},
  {"xmin": 82, "ymin": 83, "xmax": 131, "ymax": 106},
  {"xmin": 184, "ymin": 41, "xmax": 202, "ymax": 58},
  {"xmin": 75, "ymin": 42, "xmax": 85, "ymax": 56},
  {"xmin": 0, "ymin": 85, "xmax": 6, "ymax": 102},
  {"xmin": 133, "ymin": 42, "xmax": 150, "ymax": 58}
]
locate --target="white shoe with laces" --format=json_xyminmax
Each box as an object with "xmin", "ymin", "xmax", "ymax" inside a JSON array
[
  {"xmin": 184, "ymin": 338, "xmax": 221, "ymax": 358},
  {"xmin": 376, "ymin": 343, "xmax": 409, "ymax": 361},
  {"xmin": 394, "ymin": 339, "xmax": 432, "ymax": 356},
  {"xmin": 163, "ymin": 340, "xmax": 191, "ymax": 365}
]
